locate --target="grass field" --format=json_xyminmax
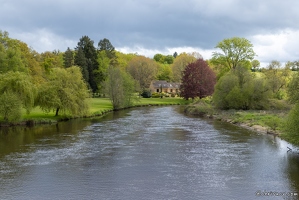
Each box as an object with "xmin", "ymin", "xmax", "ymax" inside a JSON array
[{"xmin": 21, "ymin": 97, "xmax": 189, "ymax": 123}]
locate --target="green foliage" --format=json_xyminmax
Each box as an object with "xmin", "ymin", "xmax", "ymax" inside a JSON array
[
  {"xmin": 115, "ymin": 52, "xmax": 136, "ymax": 70},
  {"xmin": 104, "ymin": 66, "xmax": 137, "ymax": 110},
  {"xmin": 287, "ymin": 72, "xmax": 299, "ymax": 103},
  {"xmin": 0, "ymin": 31, "xmax": 27, "ymax": 73},
  {"xmin": 184, "ymin": 99, "xmax": 214, "ymax": 116},
  {"xmin": 0, "ymin": 71, "xmax": 36, "ymax": 113},
  {"xmin": 213, "ymin": 66, "xmax": 271, "ymax": 110},
  {"xmin": 153, "ymin": 54, "xmax": 174, "ymax": 64},
  {"xmin": 127, "ymin": 55, "xmax": 158, "ymax": 91},
  {"xmin": 171, "ymin": 52, "xmax": 197, "ymax": 82},
  {"xmin": 263, "ymin": 60, "xmax": 290, "ymax": 99},
  {"xmin": 74, "ymin": 47, "xmax": 89, "ymax": 82},
  {"xmin": 0, "ymin": 71, "xmax": 36, "ymax": 122},
  {"xmin": 211, "ymin": 37, "xmax": 256, "ymax": 70},
  {"xmin": 151, "ymin": 92, "xmax": 162, "ymax": 98},
  {"xmin": 173, "ymin": 52, "xmax": 178, "ymax": 58},
  {"xmin": 75, "ymin": 36, "xmax": 98, "ymax": 92},
  {"xmin": 281, "ymin": 103, "xmax": 299, "ymax": 145},
  {"xmin": 157, "ymin": 63, "xmax": 172, "ymax": 81},
  {"xmin": 35, "ymin": 66, "xmax": 89, "ymax": 117},
  {"xmin": 63, "ymin": 47, "xmax": 74, "ymax": 68},
  {"xmin": 40, "ymin": 51, "xmax": 64, "ymax": 72},
  {"xmin": 251, "ymin": 60, "xmax": 260, "ymax": 72},
  {"xmin": 98, "ymin": 38, "xmax": 117, "ymax": 63},
  {"xmin": 141, "ymin": 89, "xmax": 152, "ymax": 98},
  {"xmin": 0, "ymin": 92, "xmax": 22, "ymax": 122}
]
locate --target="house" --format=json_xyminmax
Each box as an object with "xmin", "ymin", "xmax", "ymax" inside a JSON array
[{"xmin": 149, "ymin": 80, "xmax": 181, "ymax": 94}]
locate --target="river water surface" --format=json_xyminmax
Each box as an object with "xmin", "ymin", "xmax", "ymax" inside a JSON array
[{"xmin": 0, "ymin": 106, "xmax": 299, "ymax": 200}]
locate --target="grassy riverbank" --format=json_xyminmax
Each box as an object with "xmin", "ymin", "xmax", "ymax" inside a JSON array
[
  {"xmin": 19, "ymin": 97, "xmax": 189, "ymax": 125},
  {"xmin": 184, "ymin": 99, "xmax": 291, "ymax": 136}
]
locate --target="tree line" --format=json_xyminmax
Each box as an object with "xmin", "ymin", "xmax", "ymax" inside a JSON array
[
  {"xmin": 2, "ymin": 29, "xmax": 299, "ymax": 144},
  {"xmin": 179, "ymin": 37, "xmax": 299, "ymax": 145},
  {"xmin": 0, "ymin": 30, "xmax": 203, "ymax": 121}
]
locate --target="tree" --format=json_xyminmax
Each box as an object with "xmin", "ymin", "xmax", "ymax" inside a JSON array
[
  {"xmin": 104, "ymin": 66, "xmax": 136, "ymax": 110},
  {"xmin": 35, "ymin": 66, "xmax": 89, "ymax": 116},
  {"xmin": 95, "ymin": 38, "xmax": 118, "ymax": 92},
  {"xmin": 213, "ymin": 66, "xmax": 271, "ymax": 110},
  {"xmin": 40, "ymin": 51, "xmax": 64, "ymax": 73},
  {"xmin": 263, "ymin": 60, "xmax": 290, "ymax": 99},
  {"xmin": 75, "ymin": 36, "xmax": 98, "ymax": 92},
  {"xmin": 98, "ymin": 38, "xmax": 117, "ymax": 66},
  {"xmin": 0, "ymin": 92, "xmax": 22, "ymax": 122},
  {"xmin": 251, "ymin": 59, "xmax": 260, "ymax": 72},
  {"xmin": 171, "ymin": 52, "xmax": 197, "ymax": 82},
  {"xmin": 63, "ymin": 47, "xmax": 74, "ymax": 68},
  {"xmin": 153, "ymin": 53, "xmax": 163, "ymax": 63},
  {"xmin": 0, "ymin": 31, "xmax": 26, "ymax": 73},
  {"xmin": 18, "ymin": 41, "xmax": 45, "ymax": 85},
  {"xmin": 282, "ymin": 103, "xmax": 299, "ymax": 145},
  {"xmin": 74, "ymin": 47, "xmax": 89, "ymax": 83},
  {"xmin": 154, "ymin": 54, "xmax": 174, "ymax": 64},
  {"xmin": 287, "ymin": 72, "xmax": 299, "ymax": 104},
  {"xmin": 180, "ymin": 59, "xmax": 216, "ymax": 100},
  {"xmin": 173, "ymin": 52, "xmax": 178, "ymax": 58},
  {"xmin": 157, "ymin": 63, "xmax": 172, "ymax": 82},
  {"xmin": 211, "ymin": 37, "xmax": 256, "ymax": 70},
  {"xmin": 127, "ymin": 55, "xmax": 158, "ymax": 91},
  {"xmin": 0, "ymin": 71, "xmax": 36, "ymax": 121}
]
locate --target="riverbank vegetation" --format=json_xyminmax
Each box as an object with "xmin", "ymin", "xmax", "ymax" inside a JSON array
[
  {"xmin": 1, "ymin": 30, "xmax": 299, "ymax": 145},
  {"xmin": 183, "ymin": 37, "xmax": 299, "ymax": 145},
  {"xmin": 20, "ymin": 98, "xmax": 188, "ymax": 125}
]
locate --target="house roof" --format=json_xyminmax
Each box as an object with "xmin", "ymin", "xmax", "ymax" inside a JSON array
[{"xmin": 151, "ymin": 80, "xmax": 181, "ymax": 89}]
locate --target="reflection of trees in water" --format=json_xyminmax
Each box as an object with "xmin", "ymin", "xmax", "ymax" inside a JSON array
[
  {"xmin": 285, "ymin": 153, "xmax": 299, "ymax": 193},
  {"xmin": 0, "ymin": 120, "xmax": 92, "ymax": 157}
]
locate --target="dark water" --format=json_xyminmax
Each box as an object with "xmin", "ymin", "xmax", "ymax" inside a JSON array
[{"xmin": 0, "ymin": 106, "xmax": 299, "ymax": 200}]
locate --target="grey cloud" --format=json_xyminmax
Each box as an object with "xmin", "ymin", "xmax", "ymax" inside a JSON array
[{"xmin": 1, "ymin": 0, "xmax": 299, "ymax": 56}]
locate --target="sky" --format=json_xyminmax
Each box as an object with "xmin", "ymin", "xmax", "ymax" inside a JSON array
[{"xmin": 1, "ymin": 0, "xmax": 299, "ymax": 67}]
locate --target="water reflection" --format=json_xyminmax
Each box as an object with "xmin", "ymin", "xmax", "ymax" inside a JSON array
[{"xmin": 0, "ymin": 106, "xmax": 299, "ymax": 200}]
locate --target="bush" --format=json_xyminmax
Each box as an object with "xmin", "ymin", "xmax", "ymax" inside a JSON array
[
  {"xmin": 213, "ymin": 66, "xmax": 271, "ymax": 110},
  {"xmin": 141, "ymin": 90, "xmax": 152, "ymax": 98},
  {"xmin": 281, "ymin": 103, "xmax": 299, "ymax": 145}
]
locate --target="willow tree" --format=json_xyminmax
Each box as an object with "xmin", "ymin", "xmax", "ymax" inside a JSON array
[
  {"xmin": 35, "ymin": 66, "xmax": 89, "ymax": 116},
  {"xmin": 0, "ymin": 71, "xmax": 36, "ymax": 121}
]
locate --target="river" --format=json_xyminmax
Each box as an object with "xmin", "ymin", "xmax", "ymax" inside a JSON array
[{"xmin": 0, "ymin": 106, "xmax": 299, "ymax": 200}]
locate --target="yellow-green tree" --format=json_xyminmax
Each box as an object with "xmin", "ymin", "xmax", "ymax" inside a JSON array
[
  {"xmin": 35, "ymin": 66, "xmax": 89, "ymax": 116},
  {"xmin": 104, "ymin": 66, "xmax": 137, "ymax": 110},
  {"xmin": 0, "ymin": 31, "xmax": 27, "ymax": 73},
  {"xmin": 0, "ymin": 71, "xmax": 36, "ymax": 122},
  {"xmin": 211, "ymin": 37, "xmax": 256, "ymax": 70},
  {"xmin": 171, "ymin": 53, "xmax": 197, "ymax": 82},
  {"xmin": 127, "ymin": 55, "xmax": 158, "ymax": 91}
]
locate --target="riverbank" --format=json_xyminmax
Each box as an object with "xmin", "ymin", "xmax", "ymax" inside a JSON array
[
  {"xmin": 183, "ymin": 99, "xmax": 290, "ymax": 137},
  {"xmin": 1, "ymin": 98, "xmax": 190, "ymax": 127}
]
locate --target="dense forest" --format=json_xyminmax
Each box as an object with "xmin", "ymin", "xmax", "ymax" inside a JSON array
[{"xmin": 1, "ymin": 30, "xmax": 299, "ymax": 144}]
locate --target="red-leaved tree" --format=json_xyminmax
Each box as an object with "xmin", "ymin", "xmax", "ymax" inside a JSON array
[{"xmin": 180, "ymin": 59, "xmax": 216, "ymax": 100}]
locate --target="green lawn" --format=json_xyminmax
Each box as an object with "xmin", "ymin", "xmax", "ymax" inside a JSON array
[{"xmin": 22, "ymin": 97, "xmax": 189, "ymax": 123}]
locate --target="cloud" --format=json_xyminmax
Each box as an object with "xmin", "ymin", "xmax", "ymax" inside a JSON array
[
  {"xmin": 9, "ymin": 28, "xmax": 76, "ymax": 52},
  {"xmin": 117, "ymin": 45, "xmax": 213, "ymax": 60},
  {"xmin": 251, "ymin": 29, "xmax": 299, "ymax": 66},
  {"xmin": 1, "ymin": 0, "xmax": 299, "ymax": 66}
]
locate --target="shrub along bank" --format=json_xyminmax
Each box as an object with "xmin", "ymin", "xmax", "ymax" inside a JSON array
[
  {"xmin": 3, "ymin": 97, "xmax": 189, "ymax": 126},
  {"xmin": 183, "ymin": 98, "xmax": 299, "ymax": 145}
]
